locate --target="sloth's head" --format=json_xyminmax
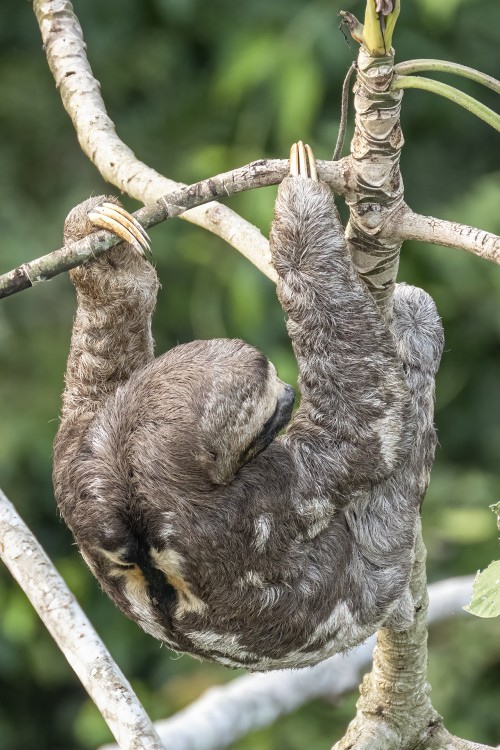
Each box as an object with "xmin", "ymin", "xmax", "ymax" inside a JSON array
[
  {"xmin": 192, "ymin": 339, "xmax": 295, "ymax": 484},
  {"xmin": 111, "ymin": 338, "xmax": 295, "ymax": 491},
  {"xmin": 73, "ymin": 338, "xmax": 295, "ymax": 625},
  {"xmin": 163, "ymin": 339, "xmax": 295, "ymax": 484}
]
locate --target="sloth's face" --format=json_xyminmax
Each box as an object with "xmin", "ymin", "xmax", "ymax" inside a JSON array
[
  {"xmin": 237, "ymin": 368, "xmax": 295, "ymax": 466},
  {"xmin": 194, "ymin": 340, "xmax": 295, "ymax": 484}
]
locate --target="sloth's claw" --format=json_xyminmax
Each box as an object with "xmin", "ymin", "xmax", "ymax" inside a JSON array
[
  {"xmin": 305, "ymin": 144, "xmax": 318, "ymax": 181},
  {"xmin": 289, "ymin": 141, "xmax": 318, "ymax": 182},
  {"xmin": 289, "ymin": 142, "xmax": 299, "ymax": 177},
  {"xmin": 87, "ymin": 203, "xmax": 151, "ymax": 257}
]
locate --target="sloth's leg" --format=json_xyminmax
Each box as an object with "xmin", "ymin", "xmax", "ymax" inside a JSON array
[
  {"xmin": 271, "ymin": 143, "xmax": 413, "ymax": 503},
  {"xmin": 391, "ymin": 282, "xmax": 444, "ymax": 500},
  {"xmin": 343, "ymin": 283, "xmax": 444, "ymax": 630},
  {"xmin": 55, "ymin": 196, "xmax": 159, "ymax": 450}
]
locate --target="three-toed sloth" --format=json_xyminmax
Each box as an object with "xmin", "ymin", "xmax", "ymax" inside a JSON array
[{"xmin": 53, "ymin": 143, "xmax": 443, "ymax": 670}]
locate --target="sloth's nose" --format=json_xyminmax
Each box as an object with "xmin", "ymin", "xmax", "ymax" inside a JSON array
[{"xmin": 283, "ymin": 383, "xmax": 295, "ymax": 408}]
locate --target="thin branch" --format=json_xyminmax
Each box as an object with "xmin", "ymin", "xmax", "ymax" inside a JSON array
[
  {"xmin": 392, "ymin": 206, "xmax": 500, "ymax": 263},
  {"xmin": 97, "ymin": 576, "xmax": 475, "ymax": 750},
  {"xmin": 332, "ymin": 62, "xmax": 357, "ymax": 161},
  {"xmin": 0, "ymin": 158, "xmax": 346, "ymax": 300},
  {"xmin": 395, "ymin": 59, "xmax": 500, "ymax": 95},
  {"xmin": 32, "ymin": 0, "xmax": 273, "ymax": 268},
  {"xmin": 392, "ymin": 75, "xmax": 500, "ymax": 132},
  {"xmin": 3, "ymin": 161, "xmax": 498, "ymax": 301},
  {"xmin": 0, "ymin": 488, "xmax": 165, "ymax": 750}
]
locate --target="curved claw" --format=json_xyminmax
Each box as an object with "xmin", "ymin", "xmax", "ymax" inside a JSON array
[
  {"xmin": 288, "ymin": 141, "xmax": 318, "ymax": 181},
  {"xmin": 87, "ymin": 203, "xmax": 151, "ymax": 258}
]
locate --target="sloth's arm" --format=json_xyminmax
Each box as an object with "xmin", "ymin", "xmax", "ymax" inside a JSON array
[
  {"xmin": 270, "ymin": 145, "xmax": 412, "ymax": 499},
  {"xmin": 58, "ymin": 197, "xmax": 159, "ymax": 432}
]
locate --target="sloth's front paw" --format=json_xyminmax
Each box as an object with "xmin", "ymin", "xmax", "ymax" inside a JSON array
[
  {"xmin": 87, "ymin": 202, "xmax": 151, "ymax": 258},
  {"xmin": 289, "ymin": 140, "xmax": 318, "ymax": 181}
]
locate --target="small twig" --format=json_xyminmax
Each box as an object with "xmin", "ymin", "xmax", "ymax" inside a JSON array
[
  {"xmin": 2, "ymin": 160, "xmax": 499, "ymax": 301},
  {"xmin": 0, "ymin": 487, "xmax": 165, "ymax": 750},
  {"xmin": 392, "ymin": 75, "xmax": 500, "ymax": 131},
  {"xmin": 32, "ymin": 0, "xmax": 276, "ymax": 266},
  {"xmin": 395, "ymin": 59, "xmax": 500, "ymax": 95},
  {"xmin": 332, "ymin": 62, "xmax": 357, "ymax": 161}
]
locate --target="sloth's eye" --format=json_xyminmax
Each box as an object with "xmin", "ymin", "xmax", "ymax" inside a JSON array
[{"xmin": 114, "ymin": 561, "xmax": 136, "ymax": 570}]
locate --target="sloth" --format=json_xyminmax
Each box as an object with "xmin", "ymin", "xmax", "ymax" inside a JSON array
[{"xmin": 53, "ymin": 142, "xmax": 444, "ymax": 670}]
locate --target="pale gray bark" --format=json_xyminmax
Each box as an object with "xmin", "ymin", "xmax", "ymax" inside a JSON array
[
  {"xmin": 8, "ymin": 0, "xmax": 492, "ymax": 306},
  {"xmin": 343, "ymin": 47, "xmax": 406, "ymax": 318},
  {"xmin": 395, "ymin": 206, "xmax": 500, "ymax": 262},
  {"xmin": 32, "ymin": 0, "xmax": 272, "ymax": 273},
  {"xmin": 0, "ymin": 487, "xmax": 164, "ymax": 750},
  {"xmin": 329, "ymin": 40, "xmax": 496, "ymax": 750},
  {"xmin": 0, "ymin": 158, "xmax": 345, "ymax": 298}
]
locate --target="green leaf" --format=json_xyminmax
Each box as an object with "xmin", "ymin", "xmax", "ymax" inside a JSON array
[{"xmin": 465, "ymin": 561, "xmax": 500, "ymax": 618}]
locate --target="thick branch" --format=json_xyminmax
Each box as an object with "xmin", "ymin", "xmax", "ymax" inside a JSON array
[
  {"xmin": 334, "ymin": 526, "xmax": 436, "ymax": 750},
  {"xmin": 0, "ymin": 484, "xmax": 484, "ymax": 750},
  {"xmin": 97, "ymin": 576, "xmax": 475, "ymax": 750},
  {"xmin": 0, "ymin": 487, "xmax": 165, "ymax": 750},
  {"xmin": 32, "ymin": 0, "xmax": 272, "ymax": 268},
  {"xmin": 343, "ymin": 46, "xmax": 406, "ymax": 319},
  {"xmin": 422, "ymin": 726, "xmax": 495, "ymax": 750}
]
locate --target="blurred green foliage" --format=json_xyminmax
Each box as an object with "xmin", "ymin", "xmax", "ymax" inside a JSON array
[{"xmin": 0, "ymin": 0, "xmax": 499, "ymax": 748}]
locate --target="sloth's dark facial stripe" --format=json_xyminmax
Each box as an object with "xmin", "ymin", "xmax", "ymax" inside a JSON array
[{"xmin": 239, "ymin": 383, "xmax": 295, "ymax": 465}]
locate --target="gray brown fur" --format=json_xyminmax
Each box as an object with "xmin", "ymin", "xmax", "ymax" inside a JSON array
[{"xmin": 53, "ymin": 179, "xmax": 443, "ymax": 670}]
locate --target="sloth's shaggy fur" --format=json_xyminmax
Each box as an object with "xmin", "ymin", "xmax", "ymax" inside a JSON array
[{"xmin": 53, "ymin": 176, "xmax": 444, "ymax": 670}]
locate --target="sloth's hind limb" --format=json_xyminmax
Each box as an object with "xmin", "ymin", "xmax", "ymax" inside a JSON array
[{"xmin": 345, "ymin": 282, "xmax": 444, "ymax": 632}]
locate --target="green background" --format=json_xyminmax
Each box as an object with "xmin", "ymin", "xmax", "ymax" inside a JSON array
[{"xmin": 0, "ymin": 0, "xmax": 499, "ymax": 748}]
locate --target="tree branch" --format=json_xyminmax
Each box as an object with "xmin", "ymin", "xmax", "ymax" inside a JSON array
[
  {"xmin": 342, "ymin": 46, "xmax": 406, "ymax": 319},
  {"xmin": 32, "ymin": 0, "xmax": 274, "ymax": 267},
  {"xmin": 393, "ymin": 206, "xmax": 500, "ymax": 263},
  {"xmin": 421, "ymin": 726, "xmax": 495, "ymax": 750},
  {"xmin": 0, "ymin": 158, "xmax": 344, "ymax": 299},
  {"xmin": 333, "ymin": 528, "xmax": 496, "ymax": 750},
  {"xmin": 0, "ymin": 481, "xmax": 486, "ymax": 750},
  {"xmin": 0, "ymin": 487, "xmax": 165, "ymax": 750},
  {"xmin": 97, "ymin": 575, "xmax": 475, "ymax": 750},
  {"xmin": 334, "ymin": 527, "xmax": 436, "ymax": 750},
  {"xmin": 2, "ymin": 160, "xmax": 498, "ymax": 301}
]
